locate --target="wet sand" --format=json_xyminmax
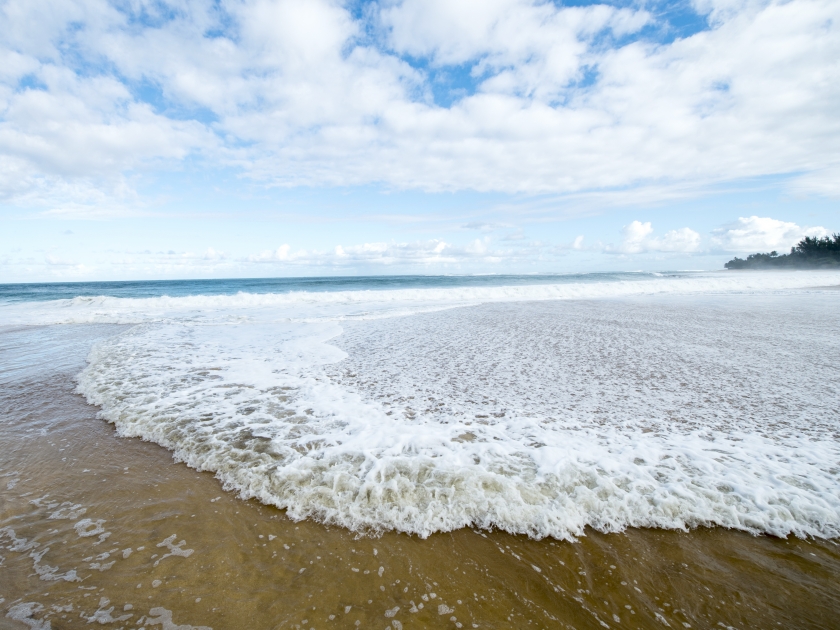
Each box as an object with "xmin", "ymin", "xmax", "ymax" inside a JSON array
[{"xmin": 1, "ymin": 325, "xmax": 839, "ymax": 630}]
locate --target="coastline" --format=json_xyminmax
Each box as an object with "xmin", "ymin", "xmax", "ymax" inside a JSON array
[{"xmin": 2, "ymin": 323, "xmax": 840, "ymax": 629}]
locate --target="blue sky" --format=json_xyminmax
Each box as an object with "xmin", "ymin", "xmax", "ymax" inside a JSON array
[{"xmin": 1, "ymin": 0, "xmax": 838, "ymax": 282}]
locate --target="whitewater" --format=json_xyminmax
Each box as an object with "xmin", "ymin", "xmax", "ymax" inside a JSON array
[{"xmin": 3, "ymin": 270, "xmax": 839, "ymax": 540}]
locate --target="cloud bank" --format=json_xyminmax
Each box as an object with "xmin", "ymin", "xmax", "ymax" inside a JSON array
[
  {"xmin": 3, "ymin": 214, "xmax": 833, "ymax": 282},
  {"xmin": 711, "ymin": 216, "xmax": 829, "ymax": 253},
  {"xmin": 610, "ymin": 221, "xmax": 702, "ymax": 254}
]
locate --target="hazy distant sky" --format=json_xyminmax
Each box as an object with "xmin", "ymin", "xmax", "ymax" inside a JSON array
[{"xmin": 1, "ymin": 0, "xmax": 838, "ymax": 281}]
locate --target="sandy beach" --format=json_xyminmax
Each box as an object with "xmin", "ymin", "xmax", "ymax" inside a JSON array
[
  {"xmin": 3, "ymin": 0, "xmax": 839, "ymax": 622},
  {"xmin": 3, "ymin": 317, "xmax": 839, "ymax": 630}
]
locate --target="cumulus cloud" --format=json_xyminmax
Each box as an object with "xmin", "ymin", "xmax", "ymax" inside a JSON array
[
  {"xmin": 711, "ymin": 216, "xmax": 829, "ymax": 252},
  {"xmin": 380, "ymin": 0, "xmax": 651, "ymax": 97},
  {"xmin": 4, "ymin": 233, "xmax": 564, "ymax": 282},
  {"xmin": 247, "ymin": 238, "xmax": 513, "ymax": 266},
  {"xmin": 0, "ymin": 0, "xmax": 838, "ymax": 204},
  {"xmin": 656, "ymin": 228, "xmax": 704, "ymax": 253},
  {"xmin": 616, "ymin": 220, "xmax": 654, "ymax": 254},
  {"xmin": 202, "ymin": 247, "xmax": 226, "ymax": 260},
  {"xmin": 608, "ymin": 221, "xmax": 702, "ymax": 254},
  {"xmin": 249, "ymin": 244, "xmax": 292, "ymax": 262}
]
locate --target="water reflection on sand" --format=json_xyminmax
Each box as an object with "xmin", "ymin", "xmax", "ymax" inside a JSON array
[{"xmin": 1, "ymin": 324, "xmax": 838, "ymax": 630}]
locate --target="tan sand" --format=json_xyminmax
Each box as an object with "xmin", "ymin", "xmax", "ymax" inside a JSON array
[{"xmin": 1, "ymin": 325, "xmax": 838, "ymax": 629}]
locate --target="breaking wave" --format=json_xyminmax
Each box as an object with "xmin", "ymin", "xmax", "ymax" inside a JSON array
[{"xmin": 63, "ymin": 272, "xmax": 840, "ymax": 539}]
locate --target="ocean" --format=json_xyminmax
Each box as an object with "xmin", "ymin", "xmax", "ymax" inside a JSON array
[{"xmin": 1, "ymin": 270, "xmax": 839, "ymax": 629}]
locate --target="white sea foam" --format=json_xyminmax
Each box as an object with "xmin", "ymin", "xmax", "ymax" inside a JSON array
[{"xmin": 63, "ymin": 273, "xmax": 840, "ymax": 540}]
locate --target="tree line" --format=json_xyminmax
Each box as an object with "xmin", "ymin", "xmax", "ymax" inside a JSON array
[{"xmin": 725, "ymin": 234, "xmax": 840, "ymax": 269}]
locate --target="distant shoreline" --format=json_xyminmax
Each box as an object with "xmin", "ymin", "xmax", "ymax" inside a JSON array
[{"xmin": 725, "ymin": 234, "xmax": 840, "ymax": 270}]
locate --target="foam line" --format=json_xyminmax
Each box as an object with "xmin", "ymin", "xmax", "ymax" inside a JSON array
[{"xmin": 72, "ymin": 287, "xmax": 840, "ymax": 539}]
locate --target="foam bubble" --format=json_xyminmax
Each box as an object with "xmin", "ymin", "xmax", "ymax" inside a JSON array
[
  {"xmin": 72, "ymin": 283, "xmax": 840, "ymax": 540},
  {"xmin": 6, "ymin": 602, "xmax": 51, "ymax": 630}
]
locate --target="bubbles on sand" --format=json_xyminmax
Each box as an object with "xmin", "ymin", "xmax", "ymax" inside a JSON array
[{"xmin": 154, "ymin": 535, "xmax": 194, "ymax": 567}]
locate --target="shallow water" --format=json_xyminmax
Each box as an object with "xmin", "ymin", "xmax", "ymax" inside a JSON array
[
  {"xmin": 1, "ymin": 311, "xmax": 839, "ymax": 629},
  {"xmin": 67, "ymin": 291, "xmax": 840, "ymax": 540}
]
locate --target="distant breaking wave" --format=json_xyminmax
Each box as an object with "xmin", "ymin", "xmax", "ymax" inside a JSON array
[{"xmin": 2, "ymin": 270, "xmax": 839, "ymax": 326}]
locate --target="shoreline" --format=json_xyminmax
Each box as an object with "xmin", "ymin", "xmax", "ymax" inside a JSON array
[{"xmin": 2, "ymin": 324, "xmax": 840, "ymax": 629}]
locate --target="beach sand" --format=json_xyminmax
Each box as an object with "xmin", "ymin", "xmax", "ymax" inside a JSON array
[{"xmin": 2, "ymin": 324, "xmax": 839, "ymax": 630}]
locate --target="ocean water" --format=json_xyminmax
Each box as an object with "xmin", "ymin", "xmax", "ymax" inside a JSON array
[{"xmin": 2, "ymin": 270, "xmax": 839, "ymax": 543}]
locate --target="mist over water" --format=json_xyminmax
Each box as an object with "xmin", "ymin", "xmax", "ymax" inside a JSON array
[{"xmin": 4, "ymin": 271, "xmax": 838, "ymax": 541}]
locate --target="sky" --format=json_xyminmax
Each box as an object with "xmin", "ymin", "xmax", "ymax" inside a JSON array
[{"xmin": 0, "ymin": 0, "xmax": 838, "ymax": 282}]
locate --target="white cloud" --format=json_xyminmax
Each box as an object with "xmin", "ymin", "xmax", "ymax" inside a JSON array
[
  {"xmin": 249, "ymin": 244, "xmax": 292, "ymax": 262},
  {"xmin": 0, "ymin": 0, "xmax": 838, "ymax": 203},
  {"xmin": 502, "ymin": 230, "xmax": 526, "ymax": 241},
  {"xmin": 711, "ymin": 216, "xmax": 828, "ymax": 252},
  {"xmin": 2, "ymin": 233, "xmax": 564, "ymax": 282},
  {"xmin": 462, "ymin": 222, "xmax": 507, "ymax": 231},
  {"xmin": 617, "ymin": 220, "xmax": 654, "ymax": 254},
  {"xmin": 202, "ymin": 247, "xmax": 226, "ymax": 260},
  {"xmin": 610, "ymin": 221, "xmax": 702, "ymax": 254},
  {"xmin": 246, "ymin": 238, "xmax": 508, "ymax": 266},
  {"xmin": 465, "ymin": 238, "xmax": 490, "ymax": 255},
  {"xmin": 657, "ymin": 227, "xmax": 704, "ymax": 253},
  {"xmin": 789, "ymin": 167, "xmax": 840, "ymax": 197},
  {"xmin": 380, "ymin": 0, "xmax": 650, "ymax": 99}
]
